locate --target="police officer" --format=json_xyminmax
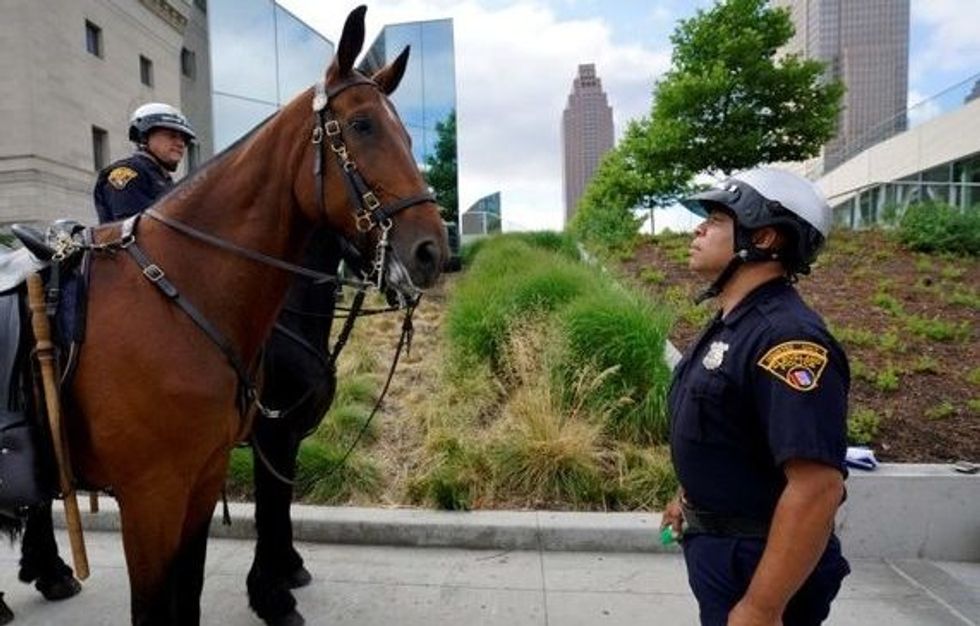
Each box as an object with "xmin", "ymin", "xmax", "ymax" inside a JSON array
[
  {"xmin": 662, "ymin": 168, "xmax": 850, "ymax": 626},
  {"xmin": 93, "ymin": 102, "xmax": 196, "ymax": 224}
]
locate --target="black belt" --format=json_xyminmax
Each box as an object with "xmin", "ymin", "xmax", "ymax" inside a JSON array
[{"xmin": 681, "ymin": 501, "xmax": 770, "ymax": 539}]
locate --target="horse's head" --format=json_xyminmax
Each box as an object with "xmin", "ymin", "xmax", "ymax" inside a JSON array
[{"xmin": 293, "ymin": 5, "xmax": 448, "ymax": 303}]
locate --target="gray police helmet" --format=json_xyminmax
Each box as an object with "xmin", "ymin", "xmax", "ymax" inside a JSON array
[
  {"xmin": 128, "ymin": 102, "xmax": 197, "ymax": 144},
  {"xmin": 680, "ymin": 167, "xmax": 832, "ymax": 267}
]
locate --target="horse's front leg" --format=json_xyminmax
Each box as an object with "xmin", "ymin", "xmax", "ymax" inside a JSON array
[
  {"xmin": 19, "ymin": 501, "xmax": 82, "ymax": 600},
  {"xmin": 171, "ymin": 448, "xmax": 230, "ymax": 625},
  {"xmin": 115, "ymin": 478, "xmax": 190, "ymax": 626},
  {"xmin": 248, "ymin": 419, "xmax": 306, "ymax": 625}
]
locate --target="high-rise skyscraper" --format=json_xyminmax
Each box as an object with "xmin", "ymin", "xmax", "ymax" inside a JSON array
[
  {"xmin": 774, "ymin": 0, "xmax": 909, "ymax": 175},
  {"xmin": 562, "ymin": 63, "xmax": 614, "ymax": 225}
]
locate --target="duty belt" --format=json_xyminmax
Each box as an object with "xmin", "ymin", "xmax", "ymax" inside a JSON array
[{"xmin": 681, "ymin": 501, "xmax": 771, "ymax": 539}]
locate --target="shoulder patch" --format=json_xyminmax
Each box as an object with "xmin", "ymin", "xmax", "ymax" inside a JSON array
[
  {"xmin": 757, "ymin": 340, "xmax": 828, "ymax": 392},
  {"xmin": 107, "ymin": 166, "xmax": 138, "ymax": 190}
]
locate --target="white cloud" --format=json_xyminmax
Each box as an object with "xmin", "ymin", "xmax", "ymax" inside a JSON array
[
  {"xmin": 906, "ymin": 89, "xmax": 944, "ymax": 128},
  {"xmin": 910, "ymin": 0, "xmax": 980, "ymax": 83},
  {"xmin": 277, "ymin": 0, "xmax": 672, "ymax": 231}
]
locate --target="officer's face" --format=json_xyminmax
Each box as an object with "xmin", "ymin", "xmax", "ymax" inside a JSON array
[
  {"xmin": 146, "ymin": 128, "xmax": 188, "ymax": 170},
  {"xmin": 689, "ymin": 209, "xmax": 734, "ymax": 277}
]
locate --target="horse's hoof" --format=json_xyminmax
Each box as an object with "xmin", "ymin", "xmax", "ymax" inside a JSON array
[
  {"xmin": 0, "ymin": 593, "xmax": 13, "ymax": 626},
  {"xmin": 266, "ymin": 610, "xmax": 305, "ymax": 626},
  {"xmin": 36, "ymin": 575, "xmax": 82, "ymax": 601},
  {"xmin": 286, "ymin": 565, "xmax": 312, "ymax": 589}
]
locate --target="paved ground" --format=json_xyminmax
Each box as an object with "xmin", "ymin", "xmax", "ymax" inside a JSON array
[{"xmin": 0, "ymin": 530, "xmax": 977, "ymax": 625}]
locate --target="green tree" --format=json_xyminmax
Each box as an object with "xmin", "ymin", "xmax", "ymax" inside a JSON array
[
  {"xmin": 648, "ymin": 0, "xmax": 843, "ymax": 175},
  {"xmin": 425, "ymin": 110, "xmax": 458, "ymax": 224},
  {"xmin": 572, "ymin": 0, "xmax": 843, "ymax": 248},
  {"xmin": 570, "ymin": 119, "xmax": 696, "ymax": 246}
]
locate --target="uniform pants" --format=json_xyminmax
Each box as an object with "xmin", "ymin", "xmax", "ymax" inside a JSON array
[{"xmin": 681, "ymin": 533, "xmax": 849, "ymax": 626}]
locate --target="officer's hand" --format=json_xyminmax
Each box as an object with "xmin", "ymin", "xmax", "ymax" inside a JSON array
[
  {"xmin": 728, "ymin": 598, "xmax": 782, "ymax": 626},
  {"xmin": 660, "ymin": 495, "xmax": 685, "ymax": 535}
]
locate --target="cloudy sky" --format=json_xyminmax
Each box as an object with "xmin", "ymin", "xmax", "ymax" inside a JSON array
[{"xmin": 277, "ymin": 0, "xmax": 980, "ymax": 232}]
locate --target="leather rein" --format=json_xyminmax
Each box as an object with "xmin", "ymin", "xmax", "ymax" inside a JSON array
[{"xmin": 100, "ymin": 76, "xmax": 434, "ymax": 421}]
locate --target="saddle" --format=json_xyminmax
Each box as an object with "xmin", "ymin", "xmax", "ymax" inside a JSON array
[{"xmin": 0, "ymin": 221, "xmax": 93, "ymax": 515}]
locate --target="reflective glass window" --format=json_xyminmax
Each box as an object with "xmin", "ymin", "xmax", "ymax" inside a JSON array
[
  {"xmin": 210, "ymin": 0, "xmax": 278, "ymax": 103},
  {"xmin": 275, "ymin": 6, "xmax": 334, "ymax": 104},
  {"xmin": 212, "ymin": 93, "xmax": 276, "ymax": 152}
]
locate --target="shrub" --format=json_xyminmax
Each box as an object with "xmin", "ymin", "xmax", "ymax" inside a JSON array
[
  {"xmin": 226, "ymin": 447, "xmax": 255, "ymax": 496},
  {"xmin": 608, "ymin": 445, "xmax": 679, "ymax": 510},
  {"xmin": 446, "ymin": 238, "xmax": 601, "ymax": 365},
  {"xmin": 408, "ymin": 432, "xmax": 485, "ymax": 510},
  {"xmin": 298, "ymin": 440, "xmax": 381, "ymax": 503},
  {"xmin": 873, "ymin": 365, "xmax": 900, "ymax": 392},
  {"xmin": 896, "ymin": 201, "xmax": 980, "ymax": 256},
  {"xmin": 904, "ymin": 315, "xmax": 971, "ymax": 342},
  {"xmin": 847, "ymin": 407, "xmax": 880, "ymax": 445},
  {"xmin": 317, "ymin": 404, "xmax": 376, "ymax": 447},
  {"xmin": 924, "ymin": 401, "xmax": 956, "ymax": 421},
  {"xmin": 558, "ymin": 292, "xmax": 673, "ymax": 443}
]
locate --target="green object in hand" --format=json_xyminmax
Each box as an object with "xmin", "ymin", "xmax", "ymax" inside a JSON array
[{"xmin": 660, "ymin": 526, "xmax": 680, "ymax": 546}]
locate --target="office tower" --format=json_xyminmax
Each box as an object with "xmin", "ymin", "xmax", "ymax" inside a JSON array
[
  {"xmin": 562, "ymin": 63, "xmax": 614, "ymax": 224},
  {"xmin": 774, "ymin": 0, "xmax": 909, "ymax": 174}
]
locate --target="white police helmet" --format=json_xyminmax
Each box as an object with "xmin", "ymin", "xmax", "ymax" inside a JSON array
[
  {"xmin": 681, "ymin": 167, "xmax": 831, "ymax": 271},
  {"xmin": 128, "ymin": 103, "xmax": 196, "ymax": 144}
]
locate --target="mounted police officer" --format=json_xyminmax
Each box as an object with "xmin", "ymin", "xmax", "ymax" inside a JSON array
[
  {"xmin": 93, "ymin": 102, "xmax": 196, "ymax": 224},
  {"xmin": 662, "ymin": 168, "xmax": 850, "ymax": 626}
]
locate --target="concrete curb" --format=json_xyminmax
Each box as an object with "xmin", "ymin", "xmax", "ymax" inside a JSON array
[
  {"xmin": 54, "ymin": 499, "xmax": 676, "ymax": 554},
  {"xmin": 52, "ymin": 463, "xmax": 979, "ymax": 559}
]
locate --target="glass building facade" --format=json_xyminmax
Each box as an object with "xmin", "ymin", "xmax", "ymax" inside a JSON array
[
  {"xmin": 209, "ymin": 0, "xmax": 334, "ymax": 151},
  {"xmin": 831, "ymin": 154, "xmax": 980, "ymax": 229},
  {"xmin": 461, "ymin": 192, "xmax": 501, "ymax": 240},
  {"xmin": 359, "ymin": 19, "xmax": 457, "ymax": 172}
]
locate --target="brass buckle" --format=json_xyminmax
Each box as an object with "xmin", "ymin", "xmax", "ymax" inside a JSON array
[{"xmin": 362, "ymin": 191, "xmax": 381, "ymax": 211}]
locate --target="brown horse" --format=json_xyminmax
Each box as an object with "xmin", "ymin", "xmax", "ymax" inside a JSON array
[{"xmin": 64, "ymin": 6, "xmax": 446, "ymax": 624}]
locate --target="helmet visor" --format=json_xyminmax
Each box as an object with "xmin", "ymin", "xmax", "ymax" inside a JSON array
[{"xmin": 679, "ymin": 186, "xmax": 741, "ymax": 218}]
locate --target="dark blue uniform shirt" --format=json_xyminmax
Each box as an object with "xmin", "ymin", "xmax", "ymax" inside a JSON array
[
  {"xmin": 93, "ymin": 151, "xmax": 173, "ymax": 224},
  {"xmin": 668, "ymin": 278, "xmax": 849, "ymax": 522}
]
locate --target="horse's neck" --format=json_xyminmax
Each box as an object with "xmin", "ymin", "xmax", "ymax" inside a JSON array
[
  {"xmin": 281, "ymin": 230, "xmax": 341, "ymax": 340},
  {"xmin": 146, "ymin": 112, "xmax": 313, "ymax": 361}
]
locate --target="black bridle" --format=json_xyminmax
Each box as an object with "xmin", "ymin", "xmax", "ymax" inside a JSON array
[
  {"xmin": 93, "ymin": 75, "xmax": 434, "ymax": 421},
  {"xmin": 311, "ymin": 76, "xmax": 436, "ymax": 288}
]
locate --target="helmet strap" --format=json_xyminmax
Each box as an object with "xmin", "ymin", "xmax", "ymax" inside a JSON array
[{"xmin": 693, "ymin": 244, "xmax": 779, "ymax": 305}]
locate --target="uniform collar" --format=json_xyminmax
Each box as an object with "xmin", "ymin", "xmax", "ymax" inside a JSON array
[
  {"xmin": 135, "ymin": 149, "xmax": 173, "ymax": 179},
  {"xmin": 720, "ymin": 277, "xmax": 791, "ymax": 327}
]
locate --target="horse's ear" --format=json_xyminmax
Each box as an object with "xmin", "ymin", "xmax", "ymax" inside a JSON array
[
  {"xmin": 330, "ymin": 5, "xmax": 367, "ymax": 79},
  {"xmin": 372, "ymin": 46, "xmax": 411, "ymax": 95}
]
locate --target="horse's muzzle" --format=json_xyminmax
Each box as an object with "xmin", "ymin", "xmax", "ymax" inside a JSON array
[{"xmin": 409, "ymin": 238, "xmax": 445, "ymax": 288}]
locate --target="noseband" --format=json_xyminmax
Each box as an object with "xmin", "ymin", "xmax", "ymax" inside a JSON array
[{"xmin": 311, "ymin": 77, "xmax": 435, "ymax": 288}]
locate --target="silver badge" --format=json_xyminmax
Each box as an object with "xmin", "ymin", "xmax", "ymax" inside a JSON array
[{"xmin": 702, "ymin": 341, "xmax": 729, "ymax": 370}]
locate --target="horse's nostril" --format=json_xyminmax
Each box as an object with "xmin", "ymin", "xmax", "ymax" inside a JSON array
[
  {"xmin": 414, "ymin": 239, "xmax": 438, "ymax": 266},
  {"xmin": 412, "ymin": 239, "xmax": 442, "ymax": 283}
]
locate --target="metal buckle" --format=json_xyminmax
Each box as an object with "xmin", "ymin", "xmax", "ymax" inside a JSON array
[
  {"xmin": 362, "ymin": 191, "xmax": 381, "ymax": 211},
  {"xmin": 143, "ymin": 264, "xmax": 165, "ymax": 282},
  {"xmin": 324, "ymin": 120, "xmax": 341, "ymax": 136},
  {"xmin": 356, "ymin": 213, "xmax": 373, "ymax": 233},
  {"xmin": 311, "ymin": 126, "xmax": 323, "ymax": 144}
]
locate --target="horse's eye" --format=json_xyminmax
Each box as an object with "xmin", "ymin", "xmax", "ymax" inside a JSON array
[{"xmin": 349, "ymin": 118, "xmax": 373, "ymax": 134}]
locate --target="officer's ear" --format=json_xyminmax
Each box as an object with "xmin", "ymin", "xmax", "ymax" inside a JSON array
[{"xmin": 751, "ymin": 226, "xmax": 786, "ymax": 252}]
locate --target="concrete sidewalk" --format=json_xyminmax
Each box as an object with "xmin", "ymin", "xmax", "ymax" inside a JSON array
[
  {"xmin": 0, "ymin": 530, "xmax": 978, "ymax": 625},
  {"xmin": 11, "ymin": 502, "xmax": 980, "ymax": 625}
]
